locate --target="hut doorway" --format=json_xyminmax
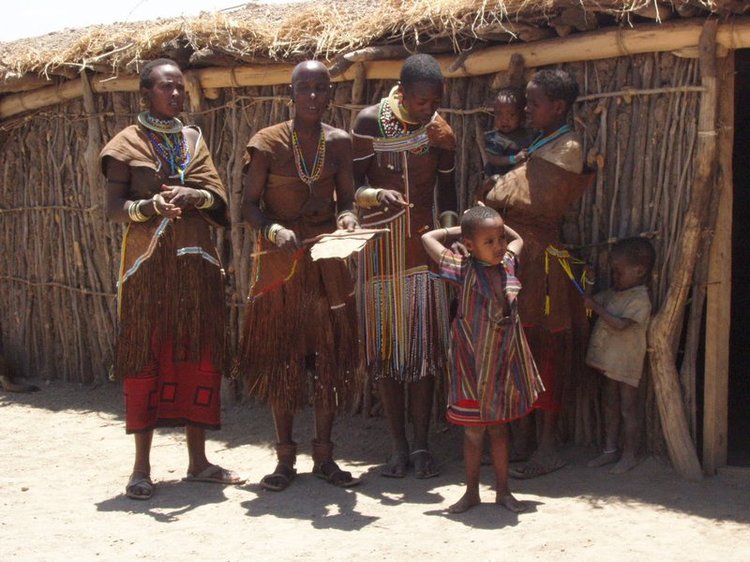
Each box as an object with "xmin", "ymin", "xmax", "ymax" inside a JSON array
[{"xmin": 728, "ymin": 49, "xmax": 750, "ymax": 466}]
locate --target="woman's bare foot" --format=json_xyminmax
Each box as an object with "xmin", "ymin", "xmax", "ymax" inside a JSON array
[
  {"xmin": 609, "ymin": 454, "xmax": 638, "ymax": 474},
  {"xmin": 448, "ymin": 491, "xmax": 481, "ymax": 514},
  {"xmin": 587, "ymin": 450, "xmax": 619, "ymax": 468},
  {"xmin": 496, "ymin": 492, "xmax": 528, "ymax": 513}
]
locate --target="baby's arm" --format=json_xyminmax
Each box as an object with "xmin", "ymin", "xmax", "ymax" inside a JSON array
[
  {"xmin": 583, "ymin": 295, "xmax": 636, "ymax": 331},
  {"xmin": 505, "ymin": 223, "xmax": 523, "ymax": 256},
  {"xmin": 422, "ymin": 226, "xmax": 462, "ymax": 265},
  {"xmin": 485, "ymin": 149, "xmax": 528, "ymax": 168}
]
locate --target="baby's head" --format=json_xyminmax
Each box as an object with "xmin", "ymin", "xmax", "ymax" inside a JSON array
[
  {"xmin": 526, "ymin": 68, "xmax": 579, "ymax": 132},
  {"xmin": 461, "ymin": 206, "xmax": 506, "ymax": 266},
  {"xmin": 609, "ymin": 237, "xmax": 656, "ymax": 291},
  {"xmin": 493, "ymin": 87, "xmax": 525, "ymax": 134}
]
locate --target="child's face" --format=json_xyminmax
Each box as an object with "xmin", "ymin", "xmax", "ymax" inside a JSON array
[
  {"xmin": 610, "ymin": 255, "xmax": 645, "ymax": 291},
  {"xmin": 400, "ymin": 81, "xmax": 443, "ymax": 125},
  {"xmin": 525, "ymin": 82, "xmax": 567, "ymax": 133},
  {"xmin": 464, "ymin": 217, "xmax": 507, "ymax": 266},
  {"xmin": 493, "ymin": 100, "xmax": 523, "ymax": 134}
]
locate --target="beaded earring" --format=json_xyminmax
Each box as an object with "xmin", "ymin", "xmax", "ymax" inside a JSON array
[{"xmin": 139, "ymin": 95, "xmax": 150, "ymax": 111}]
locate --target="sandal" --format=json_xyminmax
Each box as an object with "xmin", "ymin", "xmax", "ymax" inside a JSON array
[
  {"xmin": 260, "ymin": 463, "xmax": 297, "ymax": 492},
  {"xmin": 410, "ymin": 449, "xmax": 439, "ymax": 479},
  {"xmin": 126, "ymin": 473, "xmax": 154, "ymax": 500},
  {"xmin": 313, "ymin": 460, "xmax": 361, "ymax": 488}
]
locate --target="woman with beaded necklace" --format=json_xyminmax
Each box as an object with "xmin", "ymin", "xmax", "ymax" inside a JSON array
[
  {"xmin": 351, "ymin": 53, "xmax": 457, "ymax": 480},
  {"xmin": 237, "ymin": 60, "xmax": 361, "ymax": 491},
  {"xmin": 100, "ymin": 58, "xmax": 243, "ymax": 500}
]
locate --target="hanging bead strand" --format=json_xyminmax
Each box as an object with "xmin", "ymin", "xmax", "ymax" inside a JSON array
[{"xmin": 291, "ymin": 125, "xmax": 326, "ymax": 186}]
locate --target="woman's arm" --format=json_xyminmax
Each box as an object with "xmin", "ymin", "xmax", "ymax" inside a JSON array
[
  {"xmin": 240, "ymin": 147, "xmax": 299, "ymax": 251},
  {"xmin": 104, "ymin": 157, "xmax": 179, "ymax": 222},
  {"xmin": 504, "ymin": 223, "xmax": 523, "ymax": 256}
]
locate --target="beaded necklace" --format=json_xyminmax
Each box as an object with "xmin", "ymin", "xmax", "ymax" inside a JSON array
[
  {"xmin": 144, "ymin": 129, "xmax": 191, "ymax": 184},
  {"xmin": 137, "ymin": 111, "xmax": 183, "ymax": 134},
  {"xmin": 527, "ymin": 124, "xmax": 572, "ymax": 156},
  {"xmin": 138, "ymin": 111, "xmax": 191, "ymax": 183},
  {"xmin": 290, "ymin": 122, "xmax": 326, "ymax": 187},
  {"xmin": 377, "ymin": 98, "xmax": 429, "ymax": 156}
]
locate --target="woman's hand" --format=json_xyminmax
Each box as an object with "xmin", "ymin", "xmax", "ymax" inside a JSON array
[
  {"xmin": 152, "ymin": 193, "xmax": 181, "ymax": 219},
  {"xmin": 378, "ymin": 189, "xmax": 409, "ymax": 211},
  {"xmin": 160, "ymin": 184, "xmax": 203, "ymax": 209},
  {"xmin": 337, "ymin": 213, "xmax": 359, "ymax": 232},
  {"xmin": 275, "ymin": 228, "xmax": 300, "ymax": 252}
]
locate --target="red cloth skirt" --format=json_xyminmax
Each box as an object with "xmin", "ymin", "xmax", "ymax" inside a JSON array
[
  {"xmin": 525, "ymin": 326, "xmax": 571, "ymax": 413},
  {"xmin": 123, "ymin": 338, "xmax": 222, "ymax": 433}
]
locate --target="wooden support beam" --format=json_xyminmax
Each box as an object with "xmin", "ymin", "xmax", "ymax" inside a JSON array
[
  {"xmin": 647, "ymin": 20, "xmax": 719, "ymax": 481},
  {"xmin": 703, "ymin": 51, "xmax": 734, "ymax": 475},
  {"xmin": 2, "ymin": 17, "xmax": 750, "ymax": 120}
]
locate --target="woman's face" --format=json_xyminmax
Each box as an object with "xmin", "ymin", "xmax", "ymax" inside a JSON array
[
  {"xmin": 291, "ymin": 64, "xmax": 331, "ymax": 123},
  {"xmin": 525, "ymin": 82, "xmax": 564, "ymax": 133},
  {"xmin": 142, "ymin": 64, "xmax": 185, "ymax": 120},
  {"xmin": 400, "ymin": 81, "xmax": 443, "ymax": 125}
]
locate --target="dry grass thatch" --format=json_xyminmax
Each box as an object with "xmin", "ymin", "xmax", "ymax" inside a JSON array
[{"xmin": 0, "ymin": 0, "xmax": 738, "ymax": 82}]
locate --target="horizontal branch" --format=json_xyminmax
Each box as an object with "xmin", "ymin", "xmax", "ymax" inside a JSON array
[
  {"xmin": 1, "ymin": 17, "xmax": 748, "ymax": 120},
  {"xmin": 0, "ymin": 275, "xmax": 116, "ymax": 298},
  {"xmin": 0, "ymin": 205, "xmax": 98, "ymax": 213}
]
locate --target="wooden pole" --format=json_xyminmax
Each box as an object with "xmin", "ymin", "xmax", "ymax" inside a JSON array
[
  {"xmin": 703, "ymin": 51, "xmax": 734, "ymax": 475},
  {"xmin": 3, "ymin": 18, "xmax": 750, "ymax": 121},
  {"xmin": 647, "ymin": 20, "xmax": 719, "ymax": 481}
]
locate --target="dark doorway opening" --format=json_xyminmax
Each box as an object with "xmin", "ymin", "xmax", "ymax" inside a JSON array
[{"xmin": 728, "ymin": 49, "xmax": 750, "ymax": 466}]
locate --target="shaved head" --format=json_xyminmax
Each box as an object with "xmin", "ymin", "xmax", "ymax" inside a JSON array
[{"xmin": 291, "ymin": 60, "xmax": 330, "ymax": 84}]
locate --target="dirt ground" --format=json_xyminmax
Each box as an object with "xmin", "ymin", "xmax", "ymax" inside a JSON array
[{"xmin": 1, "ymin": 380, "xmax": 748, "ymax": 562}]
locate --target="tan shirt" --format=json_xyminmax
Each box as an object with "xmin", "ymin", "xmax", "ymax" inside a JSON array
[{"xmin": 586, "ymin": 285, "xmax": 651, "ymax": 387}]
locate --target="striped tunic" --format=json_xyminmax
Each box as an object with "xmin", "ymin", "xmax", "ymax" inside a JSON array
[{"xmin": 439, "ymin": 250, "xmax": 544, "ymax": 425}]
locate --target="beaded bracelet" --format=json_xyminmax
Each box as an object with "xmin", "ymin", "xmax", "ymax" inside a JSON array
[
  {"xmin": 508, "ymin": 154, "xmax": 518, "ymax": 166},
  {"xmin": 195, "ymin": 189, "xmax": 215, "ymax": 210}
]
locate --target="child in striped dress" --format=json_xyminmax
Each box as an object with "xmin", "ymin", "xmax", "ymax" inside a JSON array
[{"xmin": 422, "ymin": 206, "xmax": 544, "ymax": 513}]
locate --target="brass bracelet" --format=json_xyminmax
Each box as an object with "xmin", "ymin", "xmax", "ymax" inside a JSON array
[
  {"xmin": 438, "ymin": 210, "xmax": 459, "ymax": 228},
  {"xmin": 264, "ymin": 223, "xmax": 284, "ymax": 244},
  {"xmin": 195, "ymin": 189, "xmax": 215, "ymax": 210},
  {"xmin": 152, "ymin": 197, "xmax": 162, "ymax": 216},
  {"xmin": 354, "ymin": 186, "xmax": 382, "ymax": 209},
  {"xmin": 127, "ymin": 200, "xmax": 148, "ymax": 223}
]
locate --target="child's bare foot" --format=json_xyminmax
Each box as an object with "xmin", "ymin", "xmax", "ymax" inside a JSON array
[
  {"xmin": 587, "ymin": 450, "xmax": 618, "ymax": 468},
  {"xmin": 496, "ymin": 492, "xmax": 528, "ymax": 513},
  {"xmin": 609, "ymin": 454, "xmax": 638, "ymax": 474},
  {"xmin": 448, "ymin": 491, "xmax": 481, "ymax": 514}
]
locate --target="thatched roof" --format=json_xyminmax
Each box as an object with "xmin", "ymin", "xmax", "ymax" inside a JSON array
[{"xmin": 0, "ymin": 0, "xmax": 744, "ymax": 87}]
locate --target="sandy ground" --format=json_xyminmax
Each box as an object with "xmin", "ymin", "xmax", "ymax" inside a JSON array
[{"xmin": 1, "ymin": 380, "xmax": 749, "ymax": 562}]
